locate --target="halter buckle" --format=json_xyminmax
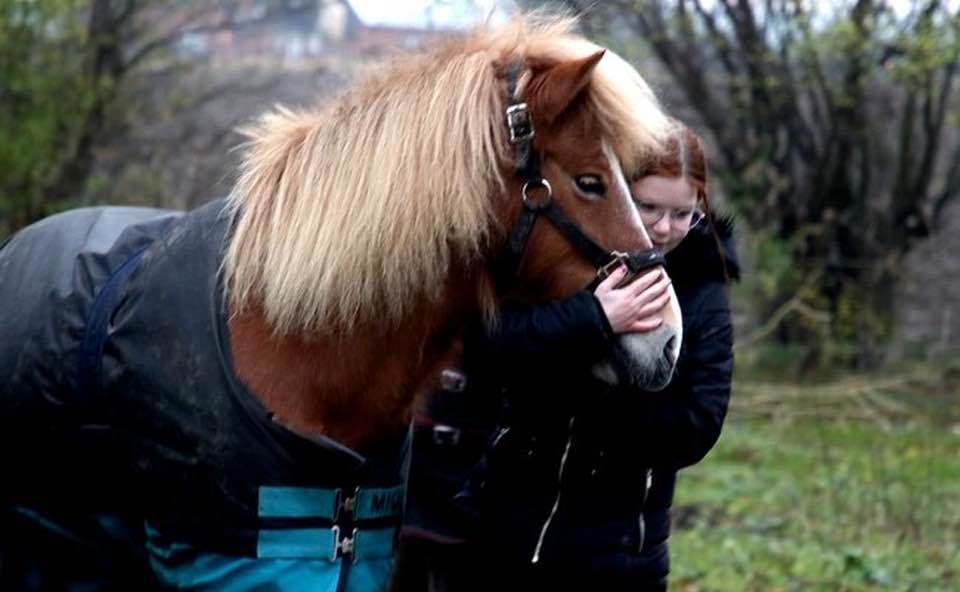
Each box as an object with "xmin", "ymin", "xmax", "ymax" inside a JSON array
[
  {"xmin": 506, "ymin": 103, "xmax": 535, "ymax": 144},
  {"xmin": 596, "ymin": 251, "xmax": 630, "ymax": 281}
]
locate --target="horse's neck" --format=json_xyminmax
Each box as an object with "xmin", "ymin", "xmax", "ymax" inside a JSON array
[{"xmin": 228, "ymin": 293, "xmax": 472, "ymax": 452}]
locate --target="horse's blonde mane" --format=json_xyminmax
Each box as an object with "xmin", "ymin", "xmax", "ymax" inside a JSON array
[{"xmin": 223, "ymin": 12, "xmax": 669, "ymax": 336}]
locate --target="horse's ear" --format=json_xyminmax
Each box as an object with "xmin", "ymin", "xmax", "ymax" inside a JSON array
[{"xmin": 527, "ymin": 49, "xmax": 605, "ymax": 127}]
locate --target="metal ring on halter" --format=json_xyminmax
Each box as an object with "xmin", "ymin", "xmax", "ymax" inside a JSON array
[{"xmin": 521, "ymin": 178, "xmax": 553, "ymax": 210}]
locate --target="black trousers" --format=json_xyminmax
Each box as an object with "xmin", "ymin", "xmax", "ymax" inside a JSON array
[{"xmin": 393, "ymin": 538, "xmax": 668, "ymax": 592}]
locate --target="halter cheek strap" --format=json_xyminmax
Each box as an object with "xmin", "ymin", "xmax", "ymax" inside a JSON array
[{"xmin": 498, "ymin": 63, "xmax": 666, "ymax": 288}]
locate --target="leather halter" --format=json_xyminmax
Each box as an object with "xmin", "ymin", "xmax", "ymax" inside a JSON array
[{"xmin": 498, "ymin": 64, "xmax": 666, "ymax": 291}]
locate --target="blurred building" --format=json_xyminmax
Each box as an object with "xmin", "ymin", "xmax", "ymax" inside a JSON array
[{"xmin": 176, "ymin": 0, "xmax": 514, "ymax": 63}]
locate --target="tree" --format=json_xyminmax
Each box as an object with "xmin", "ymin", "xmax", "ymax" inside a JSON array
[
  {"xmin": 546, "ymin": 0, "xmax": 960, "ymax": 366},
  {"xmin": 0, "ymin": 0, "xmax": 306, "ymax": 236},
  {"xmin": 0, "ymin": 0, "xmax": 90, "ymax": 233}
]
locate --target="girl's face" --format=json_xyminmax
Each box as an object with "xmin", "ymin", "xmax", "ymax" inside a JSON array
[{"xmin": 631, "ymin": 174, "xmax": 699, "ymax": 254}]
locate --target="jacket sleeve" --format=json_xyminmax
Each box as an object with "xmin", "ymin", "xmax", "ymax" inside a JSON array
[
  {"xmin": 466, "ymin": 290, "xmax": 615, "ymax": 374},
  {"xmin": 605, "ymin": 281, "xmax": 734, "ymax": 470}
]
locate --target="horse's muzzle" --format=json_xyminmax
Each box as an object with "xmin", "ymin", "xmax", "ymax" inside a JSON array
[{"xmin": 592, "ymin": 324, "xmax": 680, "ymax": 391}]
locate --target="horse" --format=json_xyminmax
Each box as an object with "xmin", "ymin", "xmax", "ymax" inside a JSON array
[{"xmin": 0, "ymin": 13, "xmax": 681, "ymax": 592}]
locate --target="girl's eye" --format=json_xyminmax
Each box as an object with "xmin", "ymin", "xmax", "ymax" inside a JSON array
[
  {"xmin": 637, "ymin": 202, "xmax": 659, "ymax": 213},
  {"xmin": 574, "ymin": 175, "xmax": 607, "ymax": 198},
  {"xmin": 672, "ymin": 209, "xmax": 692, "ymax": 219}
]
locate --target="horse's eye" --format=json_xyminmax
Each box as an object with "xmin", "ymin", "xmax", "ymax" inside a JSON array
[{"xmin": 574, "ymin": 174, "xmax": 606, "ymax": 198}]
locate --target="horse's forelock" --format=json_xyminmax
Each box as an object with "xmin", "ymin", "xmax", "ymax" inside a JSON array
[
  {"xmin": 222, "ymin": 12, "xmax": 668, "ymax": 337},
  {"xmin": 225, "ymin": 29, "xmax": 511, "ymax": 336},
  {"xmin": 587, "ymin": 51, "xmax": 671, "ymax": 178}
]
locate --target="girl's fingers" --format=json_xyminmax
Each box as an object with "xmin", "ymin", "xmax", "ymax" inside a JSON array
[
  {"xmin": 628, "ymin": 268, "xmax": 662, "ymax": 295},
  {"xmin": 596, "ymin": 264, "xmax": 627, "ymax": 292},
  {"xmin": 629, "ymin": 316, "xmax": 663, "ymax": 333},
  {"xmin": 635, "ymin": 291, "xmax": 672, "ymax": 318},
  {"xmin": 634, "ymin": 275, "xmax": 671, "ymax": 306}
]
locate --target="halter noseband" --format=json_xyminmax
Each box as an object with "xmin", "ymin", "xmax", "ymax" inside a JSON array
[{"xmin": 498, "ymin": 64, "xmax": 666, "ymax": 291}]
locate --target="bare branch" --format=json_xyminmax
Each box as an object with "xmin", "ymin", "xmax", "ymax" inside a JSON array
[
  {"xmin": 790, "ymin": 0, "xmax": 836, "ymax": 130},
  {"xmin": 893, "ymin": 91, "xmax": 917, "ymax": 200},
  {"xmin": 908, "ymin": 1, "xmax": 957, "ymax": 205},
  {"xmin": 625, "ymin": 2, "xmax": 738, "ymax": 162},
  {"xmin": 735, "ymin": 270, "xmax": 830, "ymax": 351},
  {"xmin": 690, "ymin": 0, "xmax": 740, "ymax": 77},
  {"xmin": 718, "ymin": 0, "xmax": 776, "ymax": 131},
  {"xmin": 932, "ymin": 143, "xmax": 960, "ymax": 227}
]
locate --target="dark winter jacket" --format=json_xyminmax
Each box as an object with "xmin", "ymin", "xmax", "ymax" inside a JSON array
[{"xmin": 402, "ymin": 219, "xmax": 739, "ymax": 585}]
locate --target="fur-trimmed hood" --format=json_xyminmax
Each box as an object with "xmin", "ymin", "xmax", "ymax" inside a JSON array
[{"xmin": 665, "ymin": 214, "xmax": 740, "ymax": 286}]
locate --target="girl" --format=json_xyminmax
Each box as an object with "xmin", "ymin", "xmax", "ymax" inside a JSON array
[{"xmin": 398, "ymin": 122, "xmax": 738, "ymax": 591}]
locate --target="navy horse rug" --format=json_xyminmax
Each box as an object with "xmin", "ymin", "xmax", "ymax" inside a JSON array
[{"xmin": 0, "ymin": 201, "xmax": 406, "ymax": 591}]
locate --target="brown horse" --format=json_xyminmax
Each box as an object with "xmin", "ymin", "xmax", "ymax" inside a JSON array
[
  {"xmin": 224, "ymin": 15, "xmax": 682, "ymax": 454},
  {"xmin": 0, "ymin": 12, "xmax": 681, "ymax": 591}
]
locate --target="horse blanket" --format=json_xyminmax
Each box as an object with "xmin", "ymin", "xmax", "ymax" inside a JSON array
[{"xmin": 0, "ymin": 199, "xmax": 406, "ymax": 591}]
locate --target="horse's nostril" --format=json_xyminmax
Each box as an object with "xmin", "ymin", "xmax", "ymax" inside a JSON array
[{"xmin": 663, "ymin": 335, "xmax": 677, "ymax": 360}]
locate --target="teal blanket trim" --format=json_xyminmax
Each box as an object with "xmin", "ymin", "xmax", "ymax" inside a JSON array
[
  {"xmin": 258, "ymin": 485, "xmax": 404, "ymax": 521},
  {"xmin": 352, "ymin": 529, "xmax": 396, "ymax": 562},
  {"xmin": 256, "ymin": 527, "xmax": 395, "ymax": 561},
  {"xmin": 354, "ymin": 487, "xmax": 404, "ymax": 521},
  {"xmin": 143, "ymin": 484, "xmax": 404, "ymax": 590},
  {"xmin": 145, "ymin": 523, "xmax": 395, "ymax": 592},
  {"xmin": 257, "ymin": 527, "xmax": 339, "ymax": 560},
  {"xmin": 259, "ymin": 487, "xmax": 339, "ymax": 519}
]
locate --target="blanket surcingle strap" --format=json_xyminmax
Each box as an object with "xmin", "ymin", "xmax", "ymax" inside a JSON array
[
  {"xmin": 256, "ymin": 484, "xmax": 404, "ymax": 561},
  {"xmin": 145, "ymin": 483, "xmax": 405, "ymax": 592}
]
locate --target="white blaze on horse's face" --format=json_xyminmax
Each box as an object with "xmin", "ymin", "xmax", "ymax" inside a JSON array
[{"xmin": 591, "ymin": 143, "xmax": 683, "ymax": 391}]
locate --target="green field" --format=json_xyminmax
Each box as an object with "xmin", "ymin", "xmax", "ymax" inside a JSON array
[{"xmin": 670, "ymin": 366, "xmax": 960, "ymax": 591}]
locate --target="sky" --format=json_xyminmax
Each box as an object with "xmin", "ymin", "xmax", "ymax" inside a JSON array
[
  {"xmin": 347, "ymin": 0, "xmax": 960, "ymax": 29},
  {"xmin": 348, "ymin": 0, "xmax": 512, "ymax": 29}
]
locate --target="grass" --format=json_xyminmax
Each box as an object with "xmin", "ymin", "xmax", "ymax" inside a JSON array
[{"xmin": 669, "ymin": 363, "xmax": 960, "ymax": 591}]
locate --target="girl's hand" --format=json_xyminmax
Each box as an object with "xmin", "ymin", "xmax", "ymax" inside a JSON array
[{"xmin": 593, "ymin": 265, "xmax": 672, "ymax": 334}]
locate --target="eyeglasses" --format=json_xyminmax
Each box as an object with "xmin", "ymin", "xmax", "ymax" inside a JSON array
[{"xmin": 635, "ymin": 202, "xmax": 705, "ymax": 229}]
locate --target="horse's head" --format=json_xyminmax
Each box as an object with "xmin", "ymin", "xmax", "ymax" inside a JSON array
[
  {"xmin": 223, "ymin": 14, "xmax": 681, "ymax": 402},
  {"xmin": 489, "ymin": 31, "xmax": 681, "ymax": 391}
]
